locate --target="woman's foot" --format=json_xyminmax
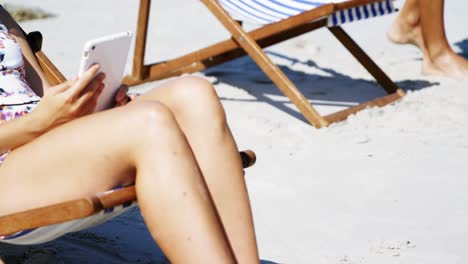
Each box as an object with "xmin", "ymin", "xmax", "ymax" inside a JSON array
[
  {"xmin": 388, "ymin": 14, "xmax": 468, "ymax": 80},
  {"xmin": 387, "ymin": 14, "xmax": 424, "ymax": 50},
  {"xmin": 422, "ymin": 51, "xmax": 468, "ymax": 80}
]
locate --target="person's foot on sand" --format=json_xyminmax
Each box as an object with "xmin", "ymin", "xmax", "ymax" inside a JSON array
[
  {"xmin": 388, "ymin": 13, "xmax": 468, "ymax": 80},
  {"xmin": 422, "ymin": 51, "xmax": 468, "ymax": 79},
  {"xmin": 387, "ymin": 13, "xmax": 424, "ymax": 49}
]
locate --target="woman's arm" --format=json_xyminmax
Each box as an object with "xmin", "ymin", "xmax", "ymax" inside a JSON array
[
  {"xmin": 0, "ymin": 113, "xmax": 46, "ymax": 154},
  {"xmin": 0, "ymin": 6, "xmax": 51, "ymax": 96},
  {"xmin": 0, "ymin": 66, "xmax": 105, "ymax": 153}
]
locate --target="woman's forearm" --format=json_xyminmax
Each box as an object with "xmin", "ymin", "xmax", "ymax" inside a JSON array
[{"xmin": 0, "ymin": 113, "xmax": 46, "ymax": 153}]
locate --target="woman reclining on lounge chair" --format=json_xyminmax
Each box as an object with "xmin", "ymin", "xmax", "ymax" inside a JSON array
[
  {"xmin": 0, "ymin": 6, "xmax": 259, "ymax": 264},
  {"xmin": 388, "ymin": 0, "xmax": 468, "ymax": 79}
]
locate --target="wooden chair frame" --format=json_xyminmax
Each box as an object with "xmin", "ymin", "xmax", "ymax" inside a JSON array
[
  {"xmin": 123, "ymin": 0, "xmax": 405, "ymax": 128},
  {"xmin": 0, "ymin": 31, "xmax": 257, "ymax": 238}
]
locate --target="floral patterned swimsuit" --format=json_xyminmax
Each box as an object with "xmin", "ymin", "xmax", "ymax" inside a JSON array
[{"xmin": 0, "ymin": 24, "xmax": 41, "ymax": 164}]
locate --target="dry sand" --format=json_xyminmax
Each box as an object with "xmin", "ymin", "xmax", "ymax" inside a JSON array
[
  {"xmin": 2, "ymin": 4, "xmax": 53, "ymax": 22},
  {"xmin": 1, "ymin": 0, "xmax": 467, "ymax": 263}
]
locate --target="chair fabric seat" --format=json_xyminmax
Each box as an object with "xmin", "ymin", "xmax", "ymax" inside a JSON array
[
  {"xmin": 0, "ymin": 200, "xmax": 137, "ymax": 245},
  {"xmin": 218, "ymin": 0, "xmax": 395, "ymax": 26}
]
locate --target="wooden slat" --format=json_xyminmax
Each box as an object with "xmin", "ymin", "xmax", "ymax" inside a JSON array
[
  {"xmin": 328, "ymin": 26, "xmax": 402, "ymax": 95},
  {"xmin": 130, "ymin": 0, "xmax": 152, "ymax": 81},
  {"xmin": 35, "ymin": 50, "xmax": 67, "ymax": 86},
  {"xmin": 0, "ymin": 199, "xmax": 97, "ymax": 236},
  {"xmin": 97, "ymin": 186, "xmax": 136, "ymax": 209},
  {"xmin": 323, "ymin": 92, "xmax": 403, "ymax": 124}
]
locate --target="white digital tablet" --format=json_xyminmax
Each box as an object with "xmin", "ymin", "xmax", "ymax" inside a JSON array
[{"xmin": 78, "ymin": 31, "xmax": 132, "ymax": 112}]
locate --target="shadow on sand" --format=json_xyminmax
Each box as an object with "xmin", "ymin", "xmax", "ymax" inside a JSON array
[
  {"xmin": 206, "ymin": 51, "xmax": 438, "ymax": 124},
  {"xmin": 455, "ymin": 39, "xmax": 468, "ymax": 59},
  {"xmin": 1, "ymin": 208, "xmax": 279, "ymax": 264}
]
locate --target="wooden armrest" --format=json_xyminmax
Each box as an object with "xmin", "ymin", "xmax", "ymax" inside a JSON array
[{"xmin": 0, "ymin": 150, "xmax": 256, "ymax": 236}]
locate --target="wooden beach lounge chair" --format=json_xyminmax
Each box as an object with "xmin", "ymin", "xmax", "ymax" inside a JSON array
[
  {"xmin": 124, "ymin": 0, "xmax": 406, "ymax": 128},
  {"xmin": 0, "ymin": 31, "xmax": 257, "ymax": 245}
]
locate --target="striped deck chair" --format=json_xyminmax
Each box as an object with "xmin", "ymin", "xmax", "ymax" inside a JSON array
[
  {"xmin": 0, "ymin": 31, "xmax": 257, "ymax": 246},
  {"xmin": 124, "ymin": 0, "xmax": 405, "ymax": 128}
]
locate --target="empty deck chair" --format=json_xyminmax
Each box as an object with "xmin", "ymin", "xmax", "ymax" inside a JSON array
[{"xmin": 124, "ymin": 0, "xmax": 405, "ymax": 128}]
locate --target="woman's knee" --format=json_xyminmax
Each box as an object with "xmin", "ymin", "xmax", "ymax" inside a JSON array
[
  {"xmin": 124, "ymin": 100, "xmax": 179, "ymax": 137},
  {"xmin": 169, "ymin": 76, "xmax": 227, "ymax": 126}
]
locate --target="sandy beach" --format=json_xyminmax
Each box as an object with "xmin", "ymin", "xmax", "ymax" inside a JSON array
[{"xmin": 1, "ymin": 0, "xmax": 467, "ymax": 263}]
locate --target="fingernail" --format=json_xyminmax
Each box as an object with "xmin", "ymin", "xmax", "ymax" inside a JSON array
[{"xmin": 88, "ymin": 64, "xmax": 99, "ymax": 72}]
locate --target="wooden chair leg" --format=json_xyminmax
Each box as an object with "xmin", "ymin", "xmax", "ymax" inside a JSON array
[
  {"xmin": 128, "ymin": 0, "xmax": 152, "ymax": 83},
  {"xmin": 201, "ymin": 0, "xmax": 328, "ymax": 128},
  {"xmin": 323, "ymin": 92, "xmax": 403, "ymax": 124},
  {"xmin": 328, "ymin": 26, "xmax": 405, "ymax": 96}
]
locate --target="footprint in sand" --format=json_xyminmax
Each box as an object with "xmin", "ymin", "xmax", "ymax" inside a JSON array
[{"xmin": 370, "ymin": 240, "xmax": 417, "ymax": 257}]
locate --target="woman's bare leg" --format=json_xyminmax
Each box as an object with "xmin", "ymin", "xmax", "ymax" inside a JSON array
[
  {"xmin": 388, "ymin": 0, "xmax": 468, "ymax": 79},
  {"xmin": 135, "ymin": 76, "xmax": 259, "ymax": 263},
  {"xmin": 0, "ymin": 102, "xmax": 235, "ymax": 263},
  {"xmin": 387, "ymin": 0, "xmax": 424, "ymax": 48}
]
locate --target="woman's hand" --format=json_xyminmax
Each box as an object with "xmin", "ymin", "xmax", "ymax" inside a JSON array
[
  {"xmin": 30, "ymin": 64, "xmax": 105, "ymax": 131},
  {"xmin": 114, "ymin": 84, "xmax": 135, "ymax": 107}
]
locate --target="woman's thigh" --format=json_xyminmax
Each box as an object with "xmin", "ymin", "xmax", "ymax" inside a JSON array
[{"xmin": 0, "ymin": 102, "xmax": 156, "ymax": 216}]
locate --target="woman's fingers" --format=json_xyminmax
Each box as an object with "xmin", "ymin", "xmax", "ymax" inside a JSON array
[
  {"xmin": 71, "ymin": 71, "xmax": 105, "ymax": 112},
  {"xmin": 78, "ymin": 83, "xmax": 105, "ymax": 114},
  {"xmin": 48, "ymin": 79, "xmax": 75, "ymax": 95},
  {"xmin": 66, "ymin": 64, "xmax": 101, "ymax": 98},
  {"xmin": 71, "ymin": 69, "xmax": 105, "ymax": 115},
  {"xmin": 115, "ymin": 95, "xmax": 130, "ymax": 107},
  {"xmin": 115, "ymin": 85, "xmax": 129, "ymax": 103},
  {"xmin": 82, "ymin": 72, "xmax": 105, "ymax": 96}
]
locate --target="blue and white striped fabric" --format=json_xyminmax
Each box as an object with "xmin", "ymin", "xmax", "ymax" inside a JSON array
[
  {"xmin": 0, "ymin": 201, "xmax": 137, "ymax": 245},
  {"xmin": 328, "ymin": 0, "xmax": 395, "ymax": 26},
  {"xmin": 218, "ymin": 0, "xmax": 395, "ymax": 27}
]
